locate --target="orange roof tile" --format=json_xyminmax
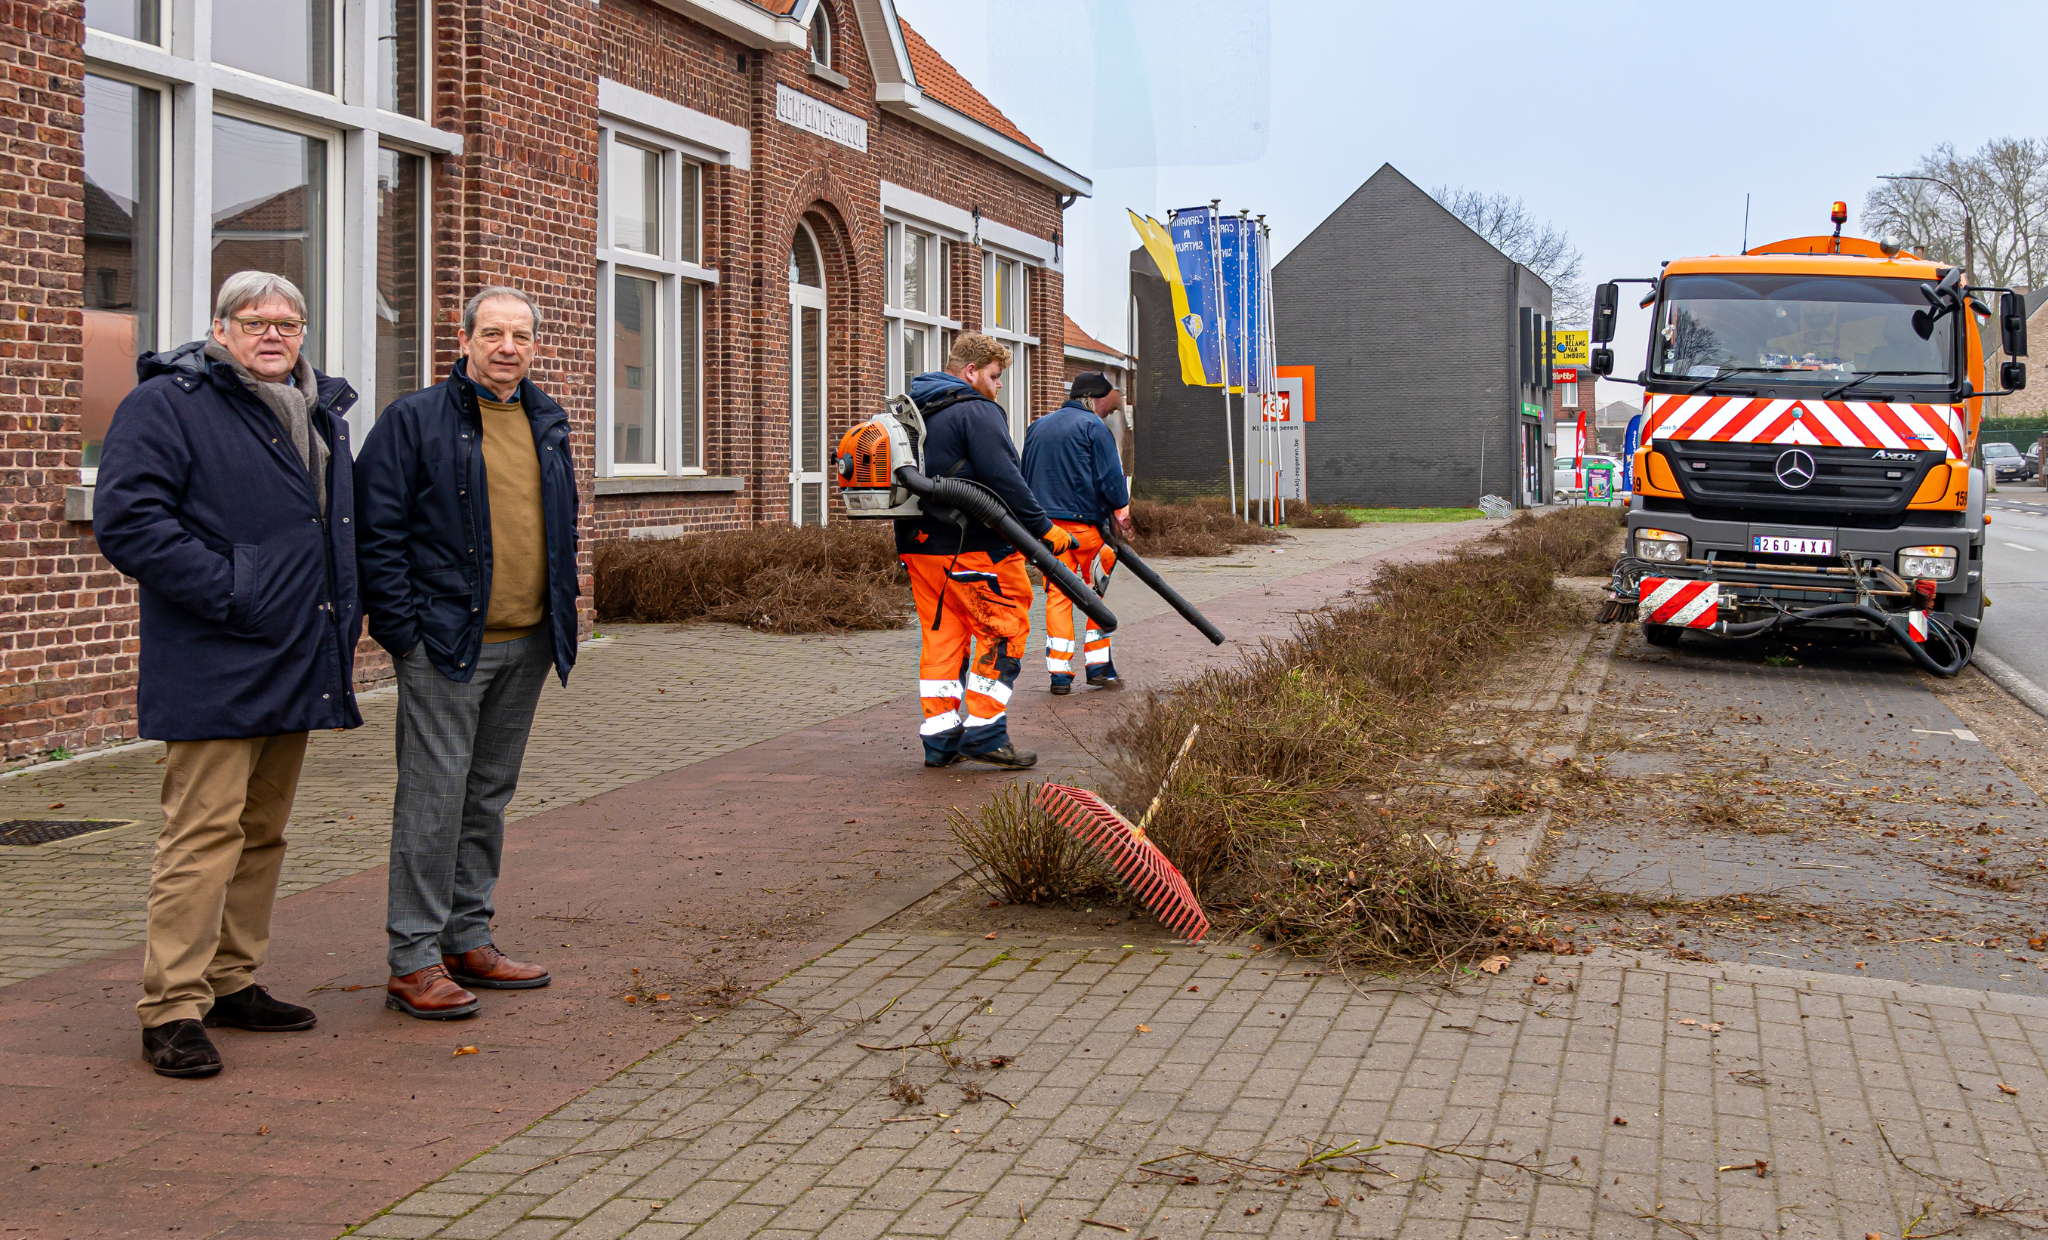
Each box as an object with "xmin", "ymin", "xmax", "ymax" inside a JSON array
[
  {"xmin": 898, "ymin": 20, "xmax": 1043, "ymax": 153},
  {"xmin": 1063, "ymin": 314, "xmax": 1125, "ymax": 361},
  {"xmin": 755, "ymin": 0, "xmax": 799, "ymax": 13}
]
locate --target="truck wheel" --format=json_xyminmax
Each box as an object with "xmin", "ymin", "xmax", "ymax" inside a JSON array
[{"xmin": 1642, "ymin": 624, "xmax": 1683, "ymax": 649}]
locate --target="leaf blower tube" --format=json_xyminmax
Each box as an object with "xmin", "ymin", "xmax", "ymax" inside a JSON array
[
  {"xmin": 894, "ymin": 465, "xmax": 1118, "ymax": 633},
  {"xmin": 1098, "ymin": 522, "xmax": 1227, "ymax": 647},
  {"xmin": 1713, "ymin": 602, "xmax": 1972, "ymax": 678}
]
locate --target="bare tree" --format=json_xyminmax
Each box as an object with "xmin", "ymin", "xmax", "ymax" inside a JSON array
[
  {"xmin": 1431, "ymin": 185, "xmax": 1588, "ymax": 324},
  {"xmin": 1863, "ymin": 137, "xmax": 2048, "ymax": 288}
]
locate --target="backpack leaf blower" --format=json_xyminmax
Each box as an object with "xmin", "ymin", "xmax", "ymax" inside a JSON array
[
  {"xmin": 1097, "ymin": 521, "xmax": 1227, "ymax": 646},
  {"xmin": 837, "ymin": 394, "xmax": 1117, "ymax": 633}
]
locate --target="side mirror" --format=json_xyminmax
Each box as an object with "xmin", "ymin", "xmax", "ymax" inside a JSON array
[
  {"xmin": 2002, "ymin": 360, "xmax": 2027, "ymax": 391},
  {"xmin": 2003, "ymin": 291, "xmax": 2029, "ymax": 358},
  {"xmin": 1592, "ymin": 283, "xmax": 1619, "ymax": 343},
  {"xmin": 1590, "ymin": 348, "xmax": 1615, "ymax": 377}
]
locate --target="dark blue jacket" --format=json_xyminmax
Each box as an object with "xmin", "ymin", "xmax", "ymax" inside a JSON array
[
  {"xmin": 93, "ymin": 341, "xmax": 363, "ymax": 742},
  {"xmin": 1021, "ymin": 400, "xmax": 1131, "ymax": 523},
  {"xmin": 895, "ymin": 372, "xmax": 1053, "ymax": 556},
  {"xmin": 354, "ymin": 360, "xmax": 578, "ymax": 684}
]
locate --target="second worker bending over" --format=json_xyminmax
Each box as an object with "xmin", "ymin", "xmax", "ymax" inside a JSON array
[{"xmin": 1021, "ymin": 372, "xmax": 1132, "ymax": 694}]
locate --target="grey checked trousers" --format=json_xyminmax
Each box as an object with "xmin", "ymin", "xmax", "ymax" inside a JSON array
[{"xmin": 385, "ymin": 633, "xmax": 553, "ymax": 975}]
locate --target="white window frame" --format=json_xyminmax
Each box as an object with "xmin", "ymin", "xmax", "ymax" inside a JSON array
[
  {"xmin": 882, "ymin": 218, "xmax": 961, "ymax": 397},
  {"xmin": 595, "ymin": 117, "xmax": 716, "ymax": 478},
  {"xmin": 982, "ymin": 248, "xmax": 1039, "ymax": 445},
  {"xmin": 373, "ymin": 142, "xmax": 431, "ymax": 410},
  {"xmin": 210, "ymin": 99, "xmax": 346, "ymax": 371},
  {"xmin": 808, "ymin": 4, "xmax": 832, "ymax": 69},
  {"xmin": 79, "ymin": 67, "xmax": 173, "ymax": 484},
  {"xmin": 79, "ymin": 0, "xmax": 463, "ymax": 449}
]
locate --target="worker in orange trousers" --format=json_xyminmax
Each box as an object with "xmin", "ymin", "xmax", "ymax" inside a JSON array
[{"xmin": 1022, "ymin": 372, "xmax": 1132, "ymax": 694}]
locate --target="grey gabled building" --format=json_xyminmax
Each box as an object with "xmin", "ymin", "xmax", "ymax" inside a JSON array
[{"xmin": 1273, "ymin": 164, "xmax": 1555, "ymax": 508}]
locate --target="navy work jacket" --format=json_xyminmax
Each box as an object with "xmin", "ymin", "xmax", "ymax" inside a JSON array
[
  {"xmin": 1021, "ymin": 400, "xmax": 1131, "ymax": 524},
  {"xmin": 94, "ymin": 341, "xmax": 363, "ymax": 741},
  {"xmin": 895, "ymin": 371, "xmax": 1053, "ymax": 557},
  {"xmin": 354, "ymin": 359, "xmax": 579, "ymax": 685}
]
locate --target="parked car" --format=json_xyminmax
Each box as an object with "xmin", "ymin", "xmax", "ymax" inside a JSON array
[{"xmin": 1984, "ymin": 441, "xmax": 2035, "ymax": 483}]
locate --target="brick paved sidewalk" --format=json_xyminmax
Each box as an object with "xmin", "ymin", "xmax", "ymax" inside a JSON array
[
  {"xmin": 359, "ymin": 931, "xmax": 2048, "ymax": 1240},
  {"xmin": 0, "ymin": 523, "xmax": 1467, "ymax": 986}
]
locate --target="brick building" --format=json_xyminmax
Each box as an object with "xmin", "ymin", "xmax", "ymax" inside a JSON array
[{"xmin": 2, "ymin": 0, "xmax": 1089, "ymax": 762}]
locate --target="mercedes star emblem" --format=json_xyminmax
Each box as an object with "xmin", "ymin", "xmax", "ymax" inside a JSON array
[{"xmin": 1774, "ymin": 448, "xmax": 1816, "ymax": 490}]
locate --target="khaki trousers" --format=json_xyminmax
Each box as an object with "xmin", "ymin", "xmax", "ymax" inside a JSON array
[{"xmin": 136, "ymin": 732, "xmax": 308, "ymax": 1028}]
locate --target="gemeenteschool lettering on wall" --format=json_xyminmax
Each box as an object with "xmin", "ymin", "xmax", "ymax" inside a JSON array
[{"xmin": 774, "ymin": 84, "xmax": 868, "ymax": 153}]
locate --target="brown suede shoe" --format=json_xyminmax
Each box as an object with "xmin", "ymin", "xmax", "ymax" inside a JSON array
[
  {"xmin": 385, "ymin": 964, "xmax": 480, "ymax": 1019},
  {"xmin": 442, "ymin": 944, "xmax": 550, "ymax": 990}
]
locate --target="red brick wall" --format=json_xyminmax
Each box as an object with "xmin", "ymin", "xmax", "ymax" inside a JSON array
[
  {"xmin": 3, "ymin": 0, "xmax": 1070, "ymax": 758},
  {"xmin": 0, "ymin": 1, "xmax": 138, "ymax": 762}
]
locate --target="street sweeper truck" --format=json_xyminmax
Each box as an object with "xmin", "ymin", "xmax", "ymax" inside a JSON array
[{"xmin": 1592, "ymin": 204, "xmax": 2031, "ymax": 676}]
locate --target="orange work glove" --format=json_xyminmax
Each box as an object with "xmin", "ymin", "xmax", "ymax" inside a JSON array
[{"xmin": 1042, "ymin": 525, "xmax": 1078, "ymax": 555}]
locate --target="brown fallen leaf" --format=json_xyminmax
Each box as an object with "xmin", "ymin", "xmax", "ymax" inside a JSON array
[
  {"xmin": 1533, "ymin": 975, "xmax": 1550, "ymax": 985},
  {"xmin": 47, "ymin": 802, "xmax": 62, "ymax": 810},
  {"xmin": 1477, "ymin": 955, "xmax": 1511, "ymax": 974},
  {"xmin": 984, "ymin": 932, "xmax": 998, "ymax": 940},
  {"xmin": 256, "ymin": 1125, "xmax": 269, "ymax": 1136},
  {"xmin": 1678, "ymin": 1019, "xmax": 1698, "ymax": 1026},
  {"xmin": 1613, "ymin": 1116, "xmax": 1629, "ymax": 1126},
  {"xmin": 2000, "ymin": 1082, "xmax": 2019, "ymax": 1095},
  {"xmin": 1244, "ymin": 1206, "xmax": 1262, "ymax": 1216},
  {"xmin": 1323, "ymin": 1196, "xmax": 1342, "ymax": 1208},
  {"xmin": 453, "ymin": 1046, "xmax": 478, "ymax": 1056},
  {"xmin": 1136, "ymin": 1024, "xmax": 1152, "ymax": 1033},
  {"xmin": 653, "ymin": 994, "xmax": 672, "ymax": 1001},
  {"xmin": 623, "ymin": 994, "xmax": 638, "ymax": 1003},
  {"xmin": 1705, "ymin": 1022, "xmax": 1723, "ymax": 1033},
  {"xmin": 1187, "ymin": 985, "xmax": 1199, "ymax": 992}
]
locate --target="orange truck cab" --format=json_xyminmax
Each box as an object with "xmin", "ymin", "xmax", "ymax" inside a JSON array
[{"xmin": 1589, "ymin": 205, "xmax": 2031, "ymax": 672}]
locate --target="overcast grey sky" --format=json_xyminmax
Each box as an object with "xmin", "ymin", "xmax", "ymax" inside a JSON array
[{"xmin": 894, "ymin": 0, "xmax": 2048, "ymax": 409}]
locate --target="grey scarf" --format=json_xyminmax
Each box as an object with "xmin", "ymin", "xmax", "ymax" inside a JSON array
[{"xmin": 205, "ymin": 340, "xmax": 329, "ymax": 514}]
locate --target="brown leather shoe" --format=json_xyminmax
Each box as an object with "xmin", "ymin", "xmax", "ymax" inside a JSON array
[
  {"xmin": 385, "ymin": 964, "xmax": 480, "ymax": 1019},
  {"xmin": 442, "ymin": 944, "xmax": 550, "ymax": 990}
]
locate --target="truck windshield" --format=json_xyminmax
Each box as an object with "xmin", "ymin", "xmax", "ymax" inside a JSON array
[{"xmin": 1650, "ymin": 273, "xmax": 1956, "ymax": 393}]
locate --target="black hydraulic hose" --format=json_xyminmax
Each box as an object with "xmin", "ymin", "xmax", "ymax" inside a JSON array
[
  {"xmin": 895, "ymin": 466, "xmax": 1118, "ymax": 633},
  {"xmin": 1714, "ymin": 601, "xmax": 1972, "ymax": 677},
  {"xmin": 1098, "ymin": 522, "xmax": 1227, "ymax": 646}
]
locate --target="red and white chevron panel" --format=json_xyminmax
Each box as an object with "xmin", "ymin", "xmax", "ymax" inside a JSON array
[
  {"xmin": 1907, "ymin": 610, "xmax": 1929, "ymax": 643},
  {"xmin": 1647, "ymin": 395, "xmax": 1962, "ymax": 459},
  {"xmin": 1640, "ymin": 577, "xmax": 1720, "ymax": 628}
]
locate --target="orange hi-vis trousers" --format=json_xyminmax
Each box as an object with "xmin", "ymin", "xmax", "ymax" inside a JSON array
[
  {"xmin": 1044, "ymin": 519, "xmax": 1115, "ymax": 683},
  {"xmin": 904, "ymin": 549, "xmax": 1032, "ymax": 761}
]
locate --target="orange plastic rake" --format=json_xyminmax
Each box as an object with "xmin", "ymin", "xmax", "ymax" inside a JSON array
[{"xmin": 1034, "ymin": 728, "xmax": 1209, "ymax": 941}]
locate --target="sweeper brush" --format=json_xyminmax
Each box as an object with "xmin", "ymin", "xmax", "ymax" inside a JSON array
[{"xmin": 1033, "ymin": 727, "xmax": 1209, "ymax": 940}]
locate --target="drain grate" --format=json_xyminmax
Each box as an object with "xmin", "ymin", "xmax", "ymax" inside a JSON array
[{"xmin": 0, "ymin": 819, "xmax": 132, "ymax": 846}]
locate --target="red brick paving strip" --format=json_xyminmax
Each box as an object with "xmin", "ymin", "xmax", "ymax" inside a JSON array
[{"xmin": 0, "ymin": 529, "xmax": 1476, "ymax": 1237}]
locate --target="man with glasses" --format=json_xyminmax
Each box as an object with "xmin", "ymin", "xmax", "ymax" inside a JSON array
[
  {"xmin": 95, "ymin": 271, "xmax": 364, "ymax": 1078},
  {"xmin": 356, "ymin": 287, "xmax": 578, "ymax": 1020}
]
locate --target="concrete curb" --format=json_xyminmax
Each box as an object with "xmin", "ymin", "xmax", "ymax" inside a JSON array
[{"xmin": 1973, "ymin": 647, "xmax": 2048, "ymax": 720}]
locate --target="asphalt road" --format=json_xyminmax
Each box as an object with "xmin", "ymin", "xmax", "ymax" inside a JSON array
[{"xmin": 1980, "ymin": 484, "xmax": 2048, "ymax": 691}]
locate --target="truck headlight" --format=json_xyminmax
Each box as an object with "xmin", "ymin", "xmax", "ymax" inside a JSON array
[
  {"xmin": 1897, "ymin": 546, "xmax": 1958, "ymax": 580},
  {"xmin": 1635, "ymin": 529, "xmax": 1689, "ymax": 563}
]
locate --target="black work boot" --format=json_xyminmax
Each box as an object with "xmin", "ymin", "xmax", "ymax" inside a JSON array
[
  {"xmin": 925, "ymin": 751, "xmax": 964, "ymax": 768},
  {"xmin": 1086, "ymin": 662, "xmax": 1123, "ymax": 689},
  {"xmin": 206, "ymin": 983, "xmax": 318, "ymax": 1032},
  {"xmin": 143, "ymin": 1019, "xmax": 222, "ymax": 1078},
  {"xmin": 964, "ymin": 745, "xmax": 1038, "ymax": 770}
]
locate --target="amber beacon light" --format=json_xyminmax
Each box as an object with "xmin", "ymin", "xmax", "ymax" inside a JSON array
[{"xmin": 1830, "ymin": 200, "xmax": 1849, "ymax": 225}]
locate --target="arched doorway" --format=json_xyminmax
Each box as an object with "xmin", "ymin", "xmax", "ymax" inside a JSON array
[{"xmin": 788, "ymin": 221, "xmax": 828, "ymax": 525}]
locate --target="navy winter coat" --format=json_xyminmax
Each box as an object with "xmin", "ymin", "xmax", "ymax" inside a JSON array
[
  {"xmin": 93, "ymin": 341, "xmax": 364, "ymax": 742},
  {"xmin": 1021, "ymin": 400, "xmax": 1131, "ymax": 523},
  {"xmin": 354, "ymin": 359, "xmax": 579, "ymax": 685},
  {"xmin": 895, "ymin": 371, "xmax": 1052, "ymax": 557}
]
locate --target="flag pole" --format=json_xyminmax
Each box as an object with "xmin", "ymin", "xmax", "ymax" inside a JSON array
[{"xmin": 1208, "ymin": 200, "xmax": 1236, "ymax": 518}]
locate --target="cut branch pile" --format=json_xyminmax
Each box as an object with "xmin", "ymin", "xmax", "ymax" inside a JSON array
[{"xmin": 594, "ymin": 523, "xmax": 910, "ymax": 634}]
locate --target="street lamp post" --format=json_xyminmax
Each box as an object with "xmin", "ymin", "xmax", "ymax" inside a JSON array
[{"xmin": 1880, "ymin": 173, "xmax": 1974, "ymax": 281}]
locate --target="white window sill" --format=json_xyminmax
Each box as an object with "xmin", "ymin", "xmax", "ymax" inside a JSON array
[{"xmin": 594, "ymin": 475, "xmax": 745, "ymax": 496}]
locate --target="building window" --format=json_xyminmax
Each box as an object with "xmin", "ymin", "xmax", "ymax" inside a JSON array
[
  {"xmin": 809, "ymin": 5, "xmax": 832, "ymax": 68},
  {"xmin": 884, "ymin": 220, "xmax": 957, "ymax": 396},
  {"xmin": 212, "ymin": 112, "xmax": 331, "ymax": 368},
  {"xmin": 597, "ymin": 124, "xmax": 708, "ymax": 475},
  {"xmin": 213, "ymin": 0, "xmax": 335, "ymax": 94},
  {"xmin": 377, "ymin": 0, "xmax": 427, "ymax": 118},
  {"xmin": 376, "ymin": 149, "xmax": 427, "ymax": 410},
  {"xmin": 983, "ymin": 252, "xmax": 1035, "ymax": 442},
  {"xmin": 86, "ymin": 0, "xmax": 158, "ymax": 43},
  {"xmin": 81, "ymin": 74, "xmax": 161, "ymax": 475}
]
